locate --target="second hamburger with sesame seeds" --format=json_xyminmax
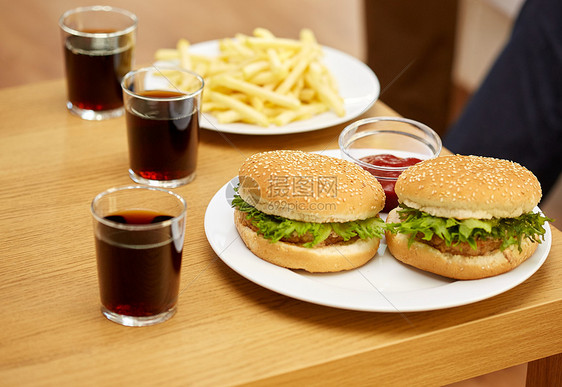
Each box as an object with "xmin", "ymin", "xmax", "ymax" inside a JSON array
[
  {"xmin": 232, "ymin": 150, "xmax": 386, "ymax": 273},
  {"xmin": 385, "ymin": 154, "xmax": 551, "ymax": 280}
]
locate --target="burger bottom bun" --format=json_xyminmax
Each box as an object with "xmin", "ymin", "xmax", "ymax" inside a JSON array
[
  {"xmin": 385, "ymin": 208, "xmax": 538, "ymax": 280},
  {"xmin": 234, "ymin": 210, "xmax": 380, "ymax": 273}
]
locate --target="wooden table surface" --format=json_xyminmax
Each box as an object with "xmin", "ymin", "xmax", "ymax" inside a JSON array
[{"xmin": 1, "ymin": 79, "xmax": 561, "ymax": 386}]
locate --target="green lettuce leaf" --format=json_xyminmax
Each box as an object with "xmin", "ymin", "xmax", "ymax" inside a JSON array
[
  {"xmin": 232, "ymin": 195, "xmax": 385, "ymax": 248},
  {"xmin": 386, "ymin": 205, "xmax": 552, "ymax": 251}
]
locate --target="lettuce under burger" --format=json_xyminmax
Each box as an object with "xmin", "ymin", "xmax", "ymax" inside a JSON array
[
  {"xmin": 232, "ymin": 195, "xmax": 385, "ymax": 248},
  {"xmin": 388, "ymin": 204, "xmax": 551, "ymax": 253}
]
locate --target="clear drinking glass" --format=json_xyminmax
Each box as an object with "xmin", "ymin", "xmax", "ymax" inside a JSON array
[
  {"xmin": 121, "ymin": 66, "xmax": 204, "ymax": 188},
  {"xmin": 59, "ymin": 6, "xmax": 137, "ymax": 120},
  {"xmin": 91, "ymin": 186, "xmax": 187, "ymax": 327}
]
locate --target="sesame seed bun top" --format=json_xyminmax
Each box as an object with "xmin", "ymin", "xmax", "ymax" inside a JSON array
[
  {"xmin": 394, "ymin": 155, "xmax": 542, "ymax": 219},
  {"xmin": 237, "ymin": 150, "xmax": 385, "ymax": 223}
]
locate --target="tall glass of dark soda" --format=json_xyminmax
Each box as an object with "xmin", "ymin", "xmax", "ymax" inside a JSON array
[
  {"xmin": 59, "ymin": 6, "xmax": 137, "ymax": 120},
  {"xmin": 91, "ymin": 186, "xmax": 187, "ymax": 327},
  {"xmin": 121, "ymin": 66, "xmax": 204, "ymax": 187}
]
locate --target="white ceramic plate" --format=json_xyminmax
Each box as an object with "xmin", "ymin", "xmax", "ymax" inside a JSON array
[
  {"xmin": 173, "ymin": 40, "xmax": 380, "ymax": 135},
  {"xmin": 204, "ymin": 150, "xmax": 552, "ymax": 312}
]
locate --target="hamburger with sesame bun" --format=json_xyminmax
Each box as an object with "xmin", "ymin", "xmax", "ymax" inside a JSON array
[
  {"xmin": 232, "ymin": 150, "xmax": 386, "ymax": 273},
  {"xmin": 385, "ymin": 154, "xmax": 551, "ymax": 280}
]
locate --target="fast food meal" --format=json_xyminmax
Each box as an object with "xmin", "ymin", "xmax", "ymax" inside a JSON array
[
  {"xmin": 385, "ymin": 155, "xmax": 552, "ymax": 280},
  {"xmin": 154, "ymin": 28, "xmax": 344, "ymax": 127},
  {"xmin": 232, "ymin": 150, "xmax": 386, "ymax": 272}
]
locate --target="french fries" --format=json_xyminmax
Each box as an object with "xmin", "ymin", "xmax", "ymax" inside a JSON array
[{"xmin": 154, "ymin": 28, "xmax": 345, "ymax": 127}]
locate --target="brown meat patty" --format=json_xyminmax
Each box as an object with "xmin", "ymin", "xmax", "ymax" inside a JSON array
[{"xmin": 416, "ymin": 233, "xmax": 502, "ymax": 256}]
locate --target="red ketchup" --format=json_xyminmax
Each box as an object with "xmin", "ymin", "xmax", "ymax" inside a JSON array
[{"xmin": 359, "ymin": 154, "xmax": 422, "ymax": 212}]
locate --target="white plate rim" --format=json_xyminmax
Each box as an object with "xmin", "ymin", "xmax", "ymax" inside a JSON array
[
  {"xmin": 203, "ymin": 151, "xmax": 552, "ymax": 312},
  {"xmin": 178, "ymin": 40, "xmax": 380, "ymax": 135}
]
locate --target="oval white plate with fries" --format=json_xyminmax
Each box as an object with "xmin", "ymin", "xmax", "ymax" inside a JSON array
[{"xmin": 155, "ymin": 38, "xmax": 380, "ymax": 135}]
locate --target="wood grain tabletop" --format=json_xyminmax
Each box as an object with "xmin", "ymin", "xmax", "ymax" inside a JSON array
[{"xmin": 0, "ymin": 79, "xmax": 560, "ymax": 386}]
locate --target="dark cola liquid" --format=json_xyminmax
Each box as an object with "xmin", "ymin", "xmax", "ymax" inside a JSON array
[
  {"xmin": 64, "ymin": 31, "xmax": 133, "ymax": 111},
  {"xmin": 126, "ymin": 90, "xmax": 199, "ymax": 181},
  {"xmin": 95, "ymin": 210, "xmax": 182, "ymax": 317}
]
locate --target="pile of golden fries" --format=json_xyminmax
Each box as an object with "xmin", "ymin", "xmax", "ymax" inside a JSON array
[{"xmin": 154, "ymin": 28, "xmax": 345, "ymax": 127}]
